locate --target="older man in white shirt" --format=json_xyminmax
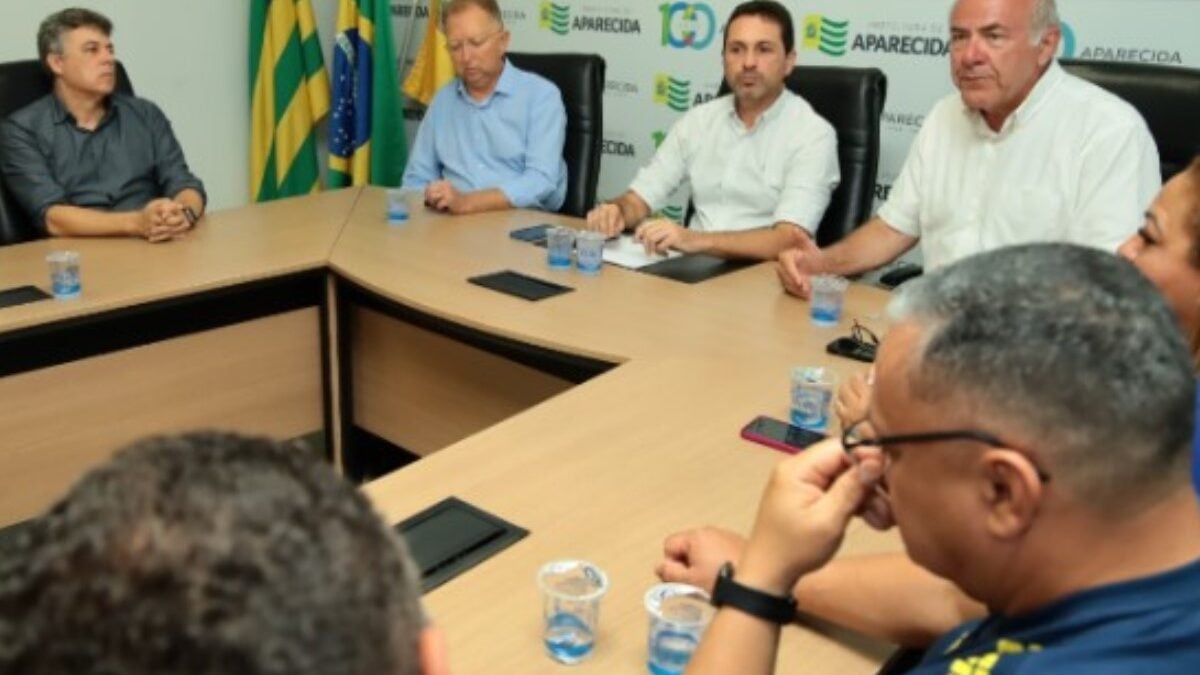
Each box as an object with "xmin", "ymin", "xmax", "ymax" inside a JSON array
[
  {"xmin": 776, "ymin": 0, "xmax": 1159, "ymax": 297},
  {"xmin": 586, "ymin": 1, "xmax": 839, "ymax": 261}
]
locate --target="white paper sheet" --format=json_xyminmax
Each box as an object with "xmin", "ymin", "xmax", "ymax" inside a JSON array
[{"xmin": 600, "ymin": 235, "xmax": 682, "ymax": 270}]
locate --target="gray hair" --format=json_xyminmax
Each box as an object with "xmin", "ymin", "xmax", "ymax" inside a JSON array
[
  {"xmin": 887, "ymin": 243, "xmax": 1194, "ymax": 515},
  {"xmin": 949, "ymin": 0, "xmax": 1060, "ymax": 45},
  {"xmin": 1030, "ymin": 0, "xmax": 1061, "ymax": 42},
  {"xmin": 0, "ymin": 432, "xmax": 426, "ymax": 675},
  {"xmin": 37, "ymin": 8, "xmax": 112, "ymax": 65}
]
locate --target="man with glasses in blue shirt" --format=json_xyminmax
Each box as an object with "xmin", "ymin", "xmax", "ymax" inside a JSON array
[
  {"xmin": 402, "ymin": 0, "xmax": 567, "ymax": 215},
  {"xmin": 662, "ymin": 244, "xmax": 1200, "ymax": 673}
]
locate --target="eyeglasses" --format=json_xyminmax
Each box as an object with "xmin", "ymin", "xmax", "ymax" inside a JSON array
[
  {"xmin": 827, "ymin": 319, "xmax": 879, "ymax": 363},
  {"xmin": 841, "ymin": 418, "xmax": 1052, "ymax": 483},
  {"xmin": 446, "ymin": 30, "xmax": 503, "ymax": 55},
  {"xmin": 849, "ymin": 320, "xmax": 879, "ymax": 348}
]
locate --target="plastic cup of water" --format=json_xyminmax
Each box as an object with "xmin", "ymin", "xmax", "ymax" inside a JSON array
[
  {"xmin": 810, "ymin": 275, "xmax": 849, "ymax": 326},
  {"xmin": 537, "ymin": 559, "xmax": 609, "ymax": 664},
  {"xmin": 386, "ymin": 188, "xmax": 410, "ymax": 225},
  {"xmin": 791, "ymin": 366, "xmax": 838, "ymax": 431},
  {"xmin": 575, "ymin": 230, "xmax": 605, "ymax": 275},
  {"xmin": 46, "ymin": 251, "xmax": 81, "ymax": 299},
  {"xmin": 546, "ymin": 226, "xmax": 575, "ymax": 269},
  {"xmin": 645, "ymin": 583, "xmax": 714, "ymax": 675}
]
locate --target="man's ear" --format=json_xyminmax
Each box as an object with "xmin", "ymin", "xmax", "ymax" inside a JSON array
[
  {"xmin": 418, "ymin": 625, "xmax": 450, "ymax": 675},
  {"xmin": 979, "ymin": 449, "xmax": 1044, "ymax": 540},
  {"xmin": 46, "ymin": 54, "xmax": 64, "ymax": 77},
  {"xmin": 1036, "ymin": 26, "xmax": 1061, "ymax": 67}
]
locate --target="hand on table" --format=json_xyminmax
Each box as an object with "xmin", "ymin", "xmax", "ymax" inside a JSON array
[
  {"xmin": 138, "ymin": 198, "xmax": 191, "ymax": 243},
  {"xmin": 424, "ymin": 180, "xmax": 463, "ymax": 213},
  {"xmin": 775, "ymin": 234, "xmax": 826, "ymax": 299},
  {"xmin": 585, "ymin": 203, "xmax": 625, "ymax": 237},
  {"xmin": 656, "ymin": 526, "xmax": 747, "ymax": 594},
  {"xmin": 634, "ymin": 218, "xmax": 699, "ymax": 255}
]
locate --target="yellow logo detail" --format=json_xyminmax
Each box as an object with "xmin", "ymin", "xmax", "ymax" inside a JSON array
[{"xmin": 947, "ymin": 639, "xmax": 1043, "ymax": 674}]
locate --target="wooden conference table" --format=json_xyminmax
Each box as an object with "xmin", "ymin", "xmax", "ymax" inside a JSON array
[{"xmin": 0, "ymin": 187, "xmax": 902, "ymax": 673}]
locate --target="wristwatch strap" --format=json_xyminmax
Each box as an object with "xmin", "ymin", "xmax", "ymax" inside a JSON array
[{"xmin": 711, "ymin": 562, "xmax": 797, "ymax": 624}]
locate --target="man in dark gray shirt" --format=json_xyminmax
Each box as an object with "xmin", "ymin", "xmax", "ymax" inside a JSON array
[{"xmin": 0, "ymin": 8, "xmax": 205, "ymax": 242}]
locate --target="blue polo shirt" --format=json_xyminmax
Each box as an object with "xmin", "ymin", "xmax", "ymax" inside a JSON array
[
  {"xmin": 402, "ymin": 59, "xmax": 567, "ymax": 212},
  {"xmin": 909, "ymin": 557, "xmax": 1200, "ymax": 674}
]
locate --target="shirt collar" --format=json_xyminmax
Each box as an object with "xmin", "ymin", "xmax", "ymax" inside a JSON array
[
  {"xmin": 455, "ymin": 58, "xmax": 515, "ymax": 106},
  {"xmin": 965, "ymin": 60, "xmax": 1063, "ymax": 139},
  {"xmin": 50, "ymin": 92, "xmax": 118, "ymax": 129},
  {"xmin": 725, "ymin": 88, "xmax": 790, "ymax": 132}
]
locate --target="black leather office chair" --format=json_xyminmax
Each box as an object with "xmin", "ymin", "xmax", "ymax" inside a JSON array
[
  {"xmin": 506, "ymin": 52, "xmax": 604, "ymax": 218},
  {"xmin": 0, "ymin": 59, "xmax": 135, "ymax": 245},
  {"xmin": 1060, "ymin": 59, "xmax": 1200, "ymax": 182},
  {"xmin": 688, "ymin": 66, "xmax": 886, "ymax": 247}
]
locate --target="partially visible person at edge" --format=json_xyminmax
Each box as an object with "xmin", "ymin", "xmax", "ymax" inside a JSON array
[{"xmin": 0, "ymin": 432, "xmax": 449, "ymax": 675}]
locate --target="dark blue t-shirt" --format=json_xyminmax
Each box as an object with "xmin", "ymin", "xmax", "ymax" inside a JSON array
[
  {"xmin": 909, "ymin": 557, "xmax": 1200, "ymax": 674},
  {"xmin": 1193, "ymin": 386, "xmax": 1199, "ymax": 495}
]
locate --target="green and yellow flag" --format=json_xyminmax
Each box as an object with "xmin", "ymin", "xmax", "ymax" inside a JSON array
[
  {"xmin": 402, "ymin": 0, "xmax": 455, "ymax": 106},
  {"xmin": 328, "ymin": 0, "xmax": 407, "ymax": 187},
  {"xmin": 249, "ymin": 0, "xmax": 330, "ymax": 202}
]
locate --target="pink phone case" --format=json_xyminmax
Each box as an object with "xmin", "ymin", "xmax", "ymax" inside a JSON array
[{"xmin": 740, "ymin": 425, "xmax": 805, "ymax": 455}]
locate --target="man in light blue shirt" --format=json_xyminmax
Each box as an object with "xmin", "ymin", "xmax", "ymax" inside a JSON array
[{"xmin": 402, "ymin": 0, "xmax": 566, "ymax": 215}]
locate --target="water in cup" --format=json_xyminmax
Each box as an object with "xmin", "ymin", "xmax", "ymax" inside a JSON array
[
  {"xmin": 46, "ymin": 251, "xmax": 81, "ymax": 299},
  {"xmin": 645, "ymin": 584, "xmax": 714, "ymax": 675},
  {"xmin": 810, "ymin": 275, "xmax": 849, "ymax": 326},
  {"xmin": 546, "ymin": 227, "xmax": 575, "ymax": 269},
  {"xmin": 791, "ymin": 366, "xmax": 837, "ymax": 431},
  {"xmin": 576, "ymin": 231, "xmax": 604, "ymax": 275},
  {"xmin": 386, "ymin": 189, "xmax": 409, "ymax": 225},
  {"xmin": 538, "ymin": 560, "xmax": 608, "ymax": 664},
  {"xmin": 544, "ymin": 607, "xmax": 595, "ymax": 662}
]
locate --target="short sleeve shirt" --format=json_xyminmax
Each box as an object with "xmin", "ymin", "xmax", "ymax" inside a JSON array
[{"xmin": 878, "ymin": 61, "xmax": 1160, "ymax": 271}]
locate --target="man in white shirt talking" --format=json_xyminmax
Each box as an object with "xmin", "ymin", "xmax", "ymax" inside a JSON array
[
  {"xmin": 586, "ymin": 0, "xmax": 839, "ymax": 261},
  {"xmin": 777, "ymin": 0, "xmax": 1160, "ymax": 297}
]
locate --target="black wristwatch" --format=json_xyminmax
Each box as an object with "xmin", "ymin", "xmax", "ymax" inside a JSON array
[
  {"xmin": 711, "ymin": 562, "xmax": 797, "ymax": 624},
  {"xmin": 183, "ymin": 206, "xmax": 199, "ymax": 227}
]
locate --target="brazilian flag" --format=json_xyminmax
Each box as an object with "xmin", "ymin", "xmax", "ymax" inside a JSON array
[
  {"xmin": 328, "ymin": 0, "xmax": 407, "ymax": 187},
  {"xmin": 249, "ymin": 0, "xmax": 330, "ymax": 202}
]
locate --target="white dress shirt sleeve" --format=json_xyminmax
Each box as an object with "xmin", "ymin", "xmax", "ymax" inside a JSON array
[
  {"xmin": 771, "ymin": 117, "xmax": 839, "ymax": 234},
  {"xmin": 876, "ymin": 117, "xmax": 932, "ymax": 238},
  {"xmin": 628, "ymin": 112, "xmax": 693, "ymax": 210}
]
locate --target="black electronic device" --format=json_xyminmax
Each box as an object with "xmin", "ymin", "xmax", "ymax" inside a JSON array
[
  {"xmin": 0, "ymin": 285, "xmax": 52, "ymax": 309},
  {"xmin": 468, "ymin": 270, "xmax": 573, "ymax": 301},
  {"xmin": 740, "ymin": 415, "xmax": 825, "ymax": 454},
  {"xmin": 826, "ymin": 336, "xmax": 877, "ymax": 363},
  {"xmin": 509, "ymin": 223, "xmax": 554, "ymax": 243}
]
